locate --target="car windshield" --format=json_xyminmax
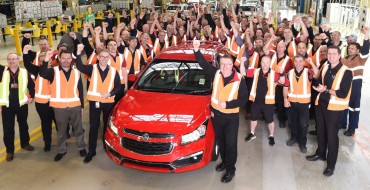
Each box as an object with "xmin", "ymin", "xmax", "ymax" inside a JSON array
[{"xmin": 135, "ymin": 60, "xmax": 212, "ymax": 95}]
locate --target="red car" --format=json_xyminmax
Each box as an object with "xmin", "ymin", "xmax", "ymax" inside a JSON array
[{"xmin": 104, "ymin": 41, "xmax": 226, "ymax": 173}]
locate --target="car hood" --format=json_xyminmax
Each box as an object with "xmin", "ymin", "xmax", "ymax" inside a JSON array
[{"xmin": 113, "ymin": 89, "xmax": 211, "ymax": 134}]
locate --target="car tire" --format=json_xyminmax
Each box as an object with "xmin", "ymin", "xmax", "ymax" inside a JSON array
[{"xmin": 211, "ymin": 141, "xmax": 219, "ymax": 161}]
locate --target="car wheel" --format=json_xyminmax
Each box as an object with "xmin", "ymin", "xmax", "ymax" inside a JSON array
[{"xmin": 211, "ymin": 141, "xmax": 219, "ymax": 161}]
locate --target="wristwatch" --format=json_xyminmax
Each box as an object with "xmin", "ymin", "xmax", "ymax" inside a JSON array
[{"xmin": 325, "ymin": 89, "xmax": 330, "ymax": 93}]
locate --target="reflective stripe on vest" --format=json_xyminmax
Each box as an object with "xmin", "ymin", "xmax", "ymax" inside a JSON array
[
  {"xmin": 86, "ymin": 51, "xmax": 97, "ymax": 65},
  {"xmin": 86, "ymin": 64, "xmax": 116, "ymax": 103},
  {"xmin": 287, "ymin": 40, "xmax": 297, "ymax": 58},
  {"xmin": 287, "ymin": 68, "xmax": 311, "ymax": 103},
  {"xmin": 210, "ymin": 70, "xmax": 241, "ymax": 113},
  {"xmin": 34, "ymin": 75, "xmax": 50, "ymax": 103},
  {"xmin": 124, "ymin": 48, "xmax": 141, "ymax": 75},
  {"xmin": 108, "ymin": 53, "xmax": 124, "ymax": 83},
  {"xmin": 33, "ymin": 51, "xmax": 41, "ymax": 66},
  {"xmin": 249, "ymin": 68, "xmax": 276, "ymax": 104},
  {"xmin": 230, "ymin": 34, "xmax": 243, "ymax": 57},
  {"xmin": 49, "ymin": 67, "xmax": 80, "ymax": 108},
  {"xmin": 234, "ymin": 44, "xmax": 245, "ymax": 66},
  {"xmin": 271, "ymin": 53, "xmax": 289, "ymax": 72},
  {"xmin": 315, "ymin": 64, "xmax": 351, "ymax": 110},
  {"xmin": 0, "ymin": 67, "xmax": 29, "ymax": 107},
  {"xmin": 152, "ymin": 38, "xmax": 169, "ymax": 59}
]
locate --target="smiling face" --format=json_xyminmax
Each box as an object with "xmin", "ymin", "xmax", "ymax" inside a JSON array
[
  {"xmin": 59, "ymin": 52, "xmax": 72, "ymax": 69},
  {"xmin": 7, "ymin": 53, "xmax": 19, "ymax": 70},
  {"xmin": 219, "ymin": 57, "xmax": 233, "ymax": 78}
]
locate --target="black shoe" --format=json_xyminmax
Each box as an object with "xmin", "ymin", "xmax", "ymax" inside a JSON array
[
  {"xmin": 215, "ymin": 163, "xmax": 225, "ymax": 172},
  {"xmin": 306, "ymin": 154, "xmax": 326, "ymax": 161},
  {"xmin": 323, "ymin": 166, "xmax": 335, "ymax": 176},
  {"xmin": 221, "ymin": 172, "xmax": 235, "ymax": 183},
  {"xmin": 299, "ymin": 144, "xmax": 307, "ymax": 153},
  {"xmin": 344, "ymin": 128, "xmax": 355, "ymax": 136},
  {"xmin": 268, "ymin": 136, "xmax": 275, "ymax": 146},
  {"xmin": 83, "ymin": 152, "xmax": 96, "ymax": 163},
  {"xmin": 286, "ymin": 138, "xmax": 296, "ymax": 146},
  {"xmin": 279, "ymin": 122, "xmax": 286, "ymax": 128},
  {"xmin": 79, "ymin": 149, "xmax": 87, "ymax": 157},
  {"xmin": 309, "ymin": 130, "xmax": 317, "ymax": 135},
  {"xmin": 22, "ymin": 144, "xmax": 35, "ymax": 151},
  {"xmin": 6, "ymin": 153, "xmax": 14, "ymax": 162},
  {"xmin": 245, "ymin": 133, "xmax": 256, "ymax": 142},
  {"xmin": 54, "ymin": 152, "xmax": 67, "ymax": 161},
  {"xmin": 44, "ymin": 144, "xmax": 51, "ymax": 152}
]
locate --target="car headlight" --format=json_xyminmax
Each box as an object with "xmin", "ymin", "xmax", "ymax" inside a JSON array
[
  {"xmin": 108, "ymin": 115, "xmax": 118, "ymax": 136},
  {"xmin": 181, "ymin": 119, "xmax": 208, "ymax": 145}
]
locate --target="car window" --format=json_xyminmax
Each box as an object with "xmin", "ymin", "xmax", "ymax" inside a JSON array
[
  {"xmin": 136, "ymin": 60, "xmax": 212, "ymax": 95},
  {"xmin": 167, "ymin": 6, "xmax": 179, "ymax": 10}
]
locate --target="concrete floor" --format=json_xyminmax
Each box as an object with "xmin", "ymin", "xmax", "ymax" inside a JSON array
[{"xmin": 1, "ymin": 32, "xmax": 370, "ymax": 190}]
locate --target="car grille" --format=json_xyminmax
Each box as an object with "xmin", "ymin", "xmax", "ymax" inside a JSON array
[
  {"xmin": 122, "ymin": 157, "xmax": 174, "ymax": 170},
  {"xmin": 123, "ymin": 128, "xmax": 174, "ymax": 138},
  {"xmin": 121, "ymin": 137, "xmax": 173, "ymax": 155}
]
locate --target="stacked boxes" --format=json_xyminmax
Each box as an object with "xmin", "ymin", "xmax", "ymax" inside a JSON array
[
  {"xmin": 14, "ymin": 1, "xmax": 41, "ymax": 20},
  {"xmin": 41, "ymin": 0, "xmax": 63, "ymax": 18},
  {"xmin": 111, "ymin": 0, "xmax": 129, "ymax": 9},
  {"xmin": 0, "ymin": 13, "xmax": 7, "ymax": 27}
]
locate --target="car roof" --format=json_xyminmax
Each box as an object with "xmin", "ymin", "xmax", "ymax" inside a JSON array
[{"xmin": 155, "ymin": 41, "xmax": 226, "ymax": 62}]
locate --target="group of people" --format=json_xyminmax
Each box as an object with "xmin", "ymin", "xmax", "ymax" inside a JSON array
[{"xmin": 0, "ymin": 0, "xmax": 368, "ymax": 184}]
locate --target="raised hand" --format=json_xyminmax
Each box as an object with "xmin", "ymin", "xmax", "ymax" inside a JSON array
[
  {"xmin": 193, "ymin": 39, "xmax": 200, "ymax": 51},
  {"xmin": 102, "ymin": 22, "xmax": 109, "ymax": 28},
  {"xmin": 76, "ymin": 44, "xmax": 84, "ymax": 55},
  {"xmin": 23, "ymin": 44, "xmax": 32, "ymax": 53}
]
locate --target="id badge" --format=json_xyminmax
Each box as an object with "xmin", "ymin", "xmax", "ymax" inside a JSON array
[
  {"xmin": 11, "ymin": 83, "xmax": 18, "ymax": 89},
  {"xmin": 95, "ymin": 101, "xmax": 100, "ymax": 108}
]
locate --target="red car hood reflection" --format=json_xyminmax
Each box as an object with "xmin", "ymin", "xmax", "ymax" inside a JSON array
[{"xmin": 114, "ymin": 89, "xmax": 211, "ymax": 134}]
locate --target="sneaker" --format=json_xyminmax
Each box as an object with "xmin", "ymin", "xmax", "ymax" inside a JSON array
[
  {"xmin": 286, "ymin": 138, "xmax": 296, "ymax": 146},
  {"xmin": 268, "ymin": 136, "xmax": 275, "ymax": 146},
  {"xmin": 299, "ymin": 144, "xmax": 307, "ymax": 153},
  {"xmin": 344, "ymin": 128, "xmax": 355, "ymax": 136},
  {"xmin": 245, "ymin": 133, "xmax": 256, "ymax": 142}
]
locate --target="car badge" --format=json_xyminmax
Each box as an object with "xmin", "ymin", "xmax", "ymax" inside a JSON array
[{"xmin": 142, "ymin": 133, "xmax": 149, "ymax": 141}]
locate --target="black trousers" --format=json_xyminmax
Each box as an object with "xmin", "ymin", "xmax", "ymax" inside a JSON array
[
  {"xmin": 88, "ymin": 101, "xmax": 114, "ymax": 153},
  {"xmin": 114, "ymin": 84, "xmax": 125, "ymax": 104},
  {"xmin": 287, "ymin": 102, "xmax": 309, "ymax": 145},
  {"xmin": 245, "ymin": 78, "xmax": 253, "ymax": 114},
  {"xmin": 275, "ymin": 85, "xmax": 287, "ymax": 123},
  {"xmin": 211, "ymin": 114, "xmax": 239, "ymax": 174},
  {"xmin": 315, "ymin": 103, "xmax": 342, "ymax": 168},
  {"xmin": 2, "ymin": 104, "xmax": 30, "ymax": 153},
  {"xmin": 35, "ymin": 102, "xmax": 54, "ymax": 146}
]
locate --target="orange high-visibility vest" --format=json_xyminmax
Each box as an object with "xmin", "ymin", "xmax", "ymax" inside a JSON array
[
  {"xmin": 249, "ymin": 68, "xmax": 276, "ymax": 104},
  {"xmin": 139, "ymin": 44, "xmax": 153, "ymax": 63},
  {"xmin": 248, "ymin": 51, "xmax": 260, "ymax": 69},
  {"xmin": 87, "ymin": 64, "xmax": 116, "ymax": 103},
  {"xmin": 152, "ymin": 38, "xmax": 169, "ymax": 60},
  {"xmin": 210, "ymin": 70, "xmax": 242, "ymax": 113},
  {"xmin": 287, "ymin": 39, "xmax": 297, "ymax": 58},
  {"xmin": 287, "ymin": 68, "xmax": 311, "ymax": 103},
  {"xmin": 86, "ymin": 51, "xmax": 98, "ymax": 65},
  {"xmin": 229, "ymin": 34, "xmax": 244, "ymax": 57},
  {"xmin": 49, "ymin": 67, "xmax": 81, "ymax": 108},
  {"xmin": 271, "ymin": 53, "xmax": 290, "ymax": 73},
  {"xmin": 307, "ymin": 45, "xmax": 322, "ymax": 68},
  {"xmin": 234, "ymin": 44, "xmax": 246, "ymax": 66},
  {"xmin": 124, "ymin": 48, "xmax": 142, "ymax": 75},
  {"xmin": 34, "ymin": 75, "xmax": 51, "ymax": 103},
  {"xmin": 108, "ymin": 53, "xmax": 124, "ymax": 84},
  {"xmin": 315, "ymin": 64, "xmax": 352, "ymax": 110}
]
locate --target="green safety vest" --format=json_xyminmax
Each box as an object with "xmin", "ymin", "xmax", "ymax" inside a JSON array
[{"xmin": 0, "ymin": 67, "xmax": 29, "ymax": 107}]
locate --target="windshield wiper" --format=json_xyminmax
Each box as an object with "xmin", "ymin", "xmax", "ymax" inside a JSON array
[{"xmin": 184, "ymin": 90, "xmax": 212, "ymax": 95}]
